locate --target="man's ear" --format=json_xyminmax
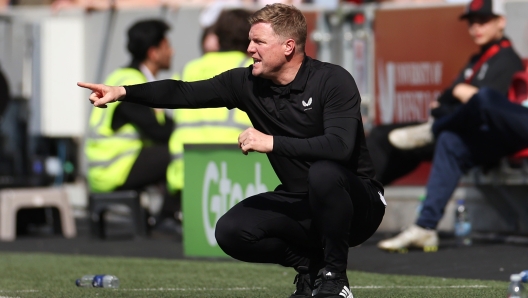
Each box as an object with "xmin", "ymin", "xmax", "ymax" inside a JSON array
[
  {"xmin": 497, "ymin": 15, "xmax": 506, "ymax": 31},
  {"xmin": 283, "ymin": 38, "xmax": 296, "ymax": 56},
  {"xmin": 146, "ymin": 46, "xmax": 158, "ymax": 62}
]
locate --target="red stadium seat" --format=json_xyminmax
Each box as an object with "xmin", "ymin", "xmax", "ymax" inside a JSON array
[
  {"xmin": 508, "ymin": 64, "xmax": 528, "ymax": 160},
  {"xmin": 508, "ymin": 72, "xmax": 528, "ymax": 105},
  {"xmin": 513, "ymin": 148, "xmax": 528, "ymax": 159}
]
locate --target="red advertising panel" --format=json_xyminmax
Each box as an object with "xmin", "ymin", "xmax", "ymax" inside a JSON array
[{"xmin": 374, "ymin": 5, "xmax": 478, "ymax": 125}]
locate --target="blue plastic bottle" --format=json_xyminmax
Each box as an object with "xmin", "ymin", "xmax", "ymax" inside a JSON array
[
  {"xmin": 76, "ymin": 275, "xmax": 95, "ymax": 287},
  {"xmin": 92, "ymin": 275, "xmax": 120, "ymax": 288},
  {"xmin": 519, "ymin": 271, "xmax": 528, "ymax": 283},
  {"xmin": 454, "ymin": 199, "xmax": 472, "ymax": 246},
  {"xmin": 508, "ymin": 274, "xmax": 528, "ymax": 298}
]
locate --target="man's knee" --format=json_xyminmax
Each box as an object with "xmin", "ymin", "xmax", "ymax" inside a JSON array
[
  {"xmin": 435, "ymin": 131, "xmax": 470, "ymax": 160},
  {"xmin": 436, "ymin": 131, "xmax": 462, "ymax": 147},
  {"xmin": 215, "ymin": 214, "xmax": 239, "ymax": 254},
  {"xmin": 476, "ymin": 87, "xmax": 507, "ymax": 109},
  {"xmin": 216, "ymin": 213, "xmax": 259, "ymax": 260}
]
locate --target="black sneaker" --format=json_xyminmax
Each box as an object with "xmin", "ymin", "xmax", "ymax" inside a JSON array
[
  {"xmin": 289, "ymin": 266, "xmax": 312, "ymax": 298},
  {"xmin": 312, "ymin": 269, "xmax": 353, "ymax": 298}
]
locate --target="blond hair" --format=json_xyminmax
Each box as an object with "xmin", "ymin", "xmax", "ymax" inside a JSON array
[{"xmin": 248, "ymin": 3, "xmax": 307, "ymax": 53}]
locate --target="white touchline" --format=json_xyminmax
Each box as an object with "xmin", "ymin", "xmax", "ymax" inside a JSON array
[
  {"xmin": 121, "ymin": 287, "xmax": 267, "ymax": 291},
  {"xmin": 350, "ymin": 285, "xmax": 489, "ymax": 289}
]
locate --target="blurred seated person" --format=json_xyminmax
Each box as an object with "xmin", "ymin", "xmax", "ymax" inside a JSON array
[
  {"xmin": 377, "ymin": 0, "xmax": 526, "ymax": 252},
  {"xmin": 85, "ymin": 20, "xmax": 177, "ymax": 228},
  {"xmin": 165, "ymin": 8, "xmax": 253, "ymax": 205},
  {"xmin": 367, "ymin": 0, "xmax": 524, "ymax": 186}
]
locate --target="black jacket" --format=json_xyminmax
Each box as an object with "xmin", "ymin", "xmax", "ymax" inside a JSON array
[{"xmin": 431, "ymin": 37, "xmax": 524, "ymax": 119}]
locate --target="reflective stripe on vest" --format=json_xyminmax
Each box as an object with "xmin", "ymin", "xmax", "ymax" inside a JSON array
[
  {"xmin": 87, "ymin": 148, "xmax": 139, "ymax": 168},
  {"xmin": 175, "ymin": 109, "xmax": 249, "ymax": 131},
  {"xmin": 87, "ymin": 108, "xmax": 139, "ymax": 140}
]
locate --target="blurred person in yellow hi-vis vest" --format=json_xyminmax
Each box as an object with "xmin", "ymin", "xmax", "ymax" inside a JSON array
[
  {"xmin": 85, "ymin": 19, "xmax": 178, "ymax": 231},
  {"xmin": 166, "ymin": 9, "xmax": 253, "ymax": 205}
]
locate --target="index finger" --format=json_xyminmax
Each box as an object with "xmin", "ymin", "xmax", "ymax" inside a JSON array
[{"xmin": 77, "ymin": 82, "xmax": 100, "ymax": 91}]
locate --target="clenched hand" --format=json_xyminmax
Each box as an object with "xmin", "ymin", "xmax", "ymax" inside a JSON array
[{"xmin": 238, "ymin": 127, "xmax": 273, "ymax": 155}]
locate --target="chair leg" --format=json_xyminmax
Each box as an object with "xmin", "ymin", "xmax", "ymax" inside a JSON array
[
  {"xmin": 126, "ymin": 199, "xmax": 145, "ymax": 237},
  {"xmin": 99, "ymin": 210, "xmax": 107, "ymax": 239},
  {"xmin": 89, "ymin": 208, "xmax": 103, "ymax": 239},
  {"xmin": 57, "ymin": 204, "xmax": 76, "ymax": 238},
  {"xmin": 0, "ymin": 198, "xmax": 16, "ymax": 241}
]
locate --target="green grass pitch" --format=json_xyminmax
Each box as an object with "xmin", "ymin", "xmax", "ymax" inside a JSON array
[{"xmin": 0, "ymin": 252, "xmax": 509, "ymax": 297}]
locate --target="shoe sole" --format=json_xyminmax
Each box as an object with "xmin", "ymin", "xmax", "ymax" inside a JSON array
[{"xmin": 378, "ymin": 245, "xmax": 438, "ymax": 253}]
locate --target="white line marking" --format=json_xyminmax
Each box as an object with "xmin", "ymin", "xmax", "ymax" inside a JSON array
[
  {"xmin": 122, "ymin": 287, "xmax": 267, "ymax": 292},
  {"xmin": 350, "ymin": 285, "xmax": 489, "ymax": 289}
]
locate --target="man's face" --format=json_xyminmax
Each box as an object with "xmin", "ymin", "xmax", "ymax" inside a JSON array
[
  {"xmin": 153, "ymin": 38, "xmax": 173, "ymax": 70},
  {"xmin": 247, "ymin": 22, "xmax": 286, "ymax": 79},
  {"xmin": 467, "ymin": 15, "xmax": 505, "ymax": 46}
]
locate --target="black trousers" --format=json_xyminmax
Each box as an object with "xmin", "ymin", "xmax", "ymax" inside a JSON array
[
  {"xmin": 117, "ymin": 144, "xmax": 180, "ymax": 217},
  {"xmin": 117, "ymin": 144, "xmax": 170, "ymax": 191},
  {"xmin": 366, "ymin": 122, "xmax": 435, "ymax": 186},
  {"xmin": 215, "ymin": 160, "xmax": 385, "ymax": 273}
]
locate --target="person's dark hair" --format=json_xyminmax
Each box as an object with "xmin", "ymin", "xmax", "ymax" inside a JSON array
[
  {"xmin": 214, "ymin": 9, "xmax": 252, "ymax": 53},
  {"xmin": 127, "ymin": 19, "xmax": 170, "ymax": 64}
]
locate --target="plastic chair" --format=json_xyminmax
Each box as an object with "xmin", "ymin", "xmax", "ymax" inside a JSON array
[
  {"xmin": 0, "ymin": 187, "xmax": 77, "ymax": 241},
  {"xmin": 88, "ymin": 190, "xmax": 147, "ymax": 239}
]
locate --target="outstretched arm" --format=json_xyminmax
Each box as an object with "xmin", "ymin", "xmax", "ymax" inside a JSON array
[
  {"xmin": 77, "ymin": 82, "xmax": 126, "ymax": 108},
  {"xmin": 78, "ymin": 68, "xmax": 246, "ymax": 110}
]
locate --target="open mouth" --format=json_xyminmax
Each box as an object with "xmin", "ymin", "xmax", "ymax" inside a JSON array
[{"xmin": 253, "ymin": 58, "xmax": 262, "ymax": 65}]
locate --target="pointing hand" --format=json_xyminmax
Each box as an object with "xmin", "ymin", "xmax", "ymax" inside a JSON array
[{"xmin": 77, "ymin": 82, "xmax": 126, "ymax": 108}]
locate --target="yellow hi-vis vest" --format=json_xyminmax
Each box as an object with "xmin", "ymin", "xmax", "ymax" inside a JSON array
[
  {"xmin": 166, "ymin": 51, "xmax": 252, "ymax": 193},
  {"xmin": 85, "ymin": 68, "xmax": 164, "ymax": 192}
]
